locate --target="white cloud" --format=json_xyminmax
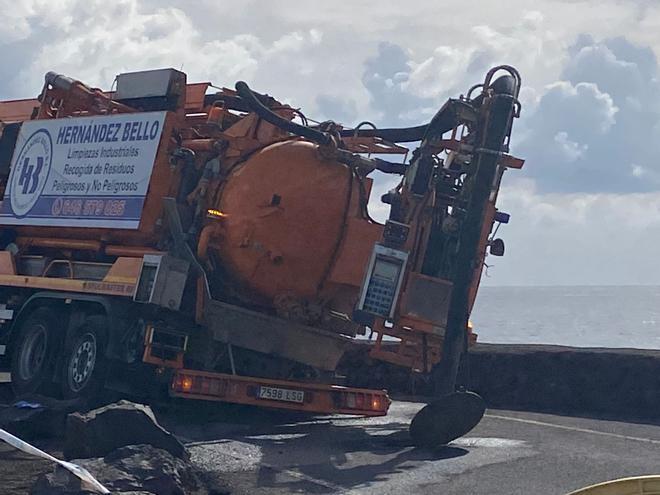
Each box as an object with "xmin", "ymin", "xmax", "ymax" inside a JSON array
[
  {"xmin": 4, "ymin": 0, "xmax": 660, "ymax": 287},
  {"xmin": 5, "ymin": 2, "xmax": 260, "ymax": 94},
  {"xmin": 554, "ymin": 131, "xmax": 588, "ymax": 162},
  {"xmin": 631, "ymin": 164, "xmax": 646, "ymax": 178},
  {"xmin": 485, "ymin": 179, "xmax": 660, "ymax": 285},
  {"xmin": 0, "ymin": 2, "xmax": 34, "ymax": 44}
]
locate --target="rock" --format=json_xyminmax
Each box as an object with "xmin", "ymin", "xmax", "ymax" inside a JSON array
[
  {"xmin": 30, "ymin": 465, "xmax": 96, "ymax": 494},
  {"xmin": 63, "ymin": 400, "xmax": 186, "ymax": 460},
  {"xmin": 32, "ymin": 445, "xmax": 208, "ymax": 495},
  {"xmin": 88, "ymin": 445, "xmax": 202, "ymax": 494},
  {"xmin": 0, "ymin": 394, "xmax": 85, "ymax": 440}
]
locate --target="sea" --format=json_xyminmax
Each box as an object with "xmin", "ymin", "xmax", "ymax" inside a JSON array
[{"xmin": 470, "ymin": 285, "xmax": 660, "ymax": 349}]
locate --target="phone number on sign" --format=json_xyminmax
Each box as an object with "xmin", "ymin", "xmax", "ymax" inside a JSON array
[{"xmin": 51, "ymin": 198, "xmax": 127, "ymax": 217}]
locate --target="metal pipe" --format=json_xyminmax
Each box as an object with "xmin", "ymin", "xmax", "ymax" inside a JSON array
[
  {"xmin": 334, "ymin": 149, "xmax": 406, "ymax": 175},
  {"xmin": 16, "ymin": 237, "xmax": 101, "ymax": 251},
  {"xmin": 15, "ymin": 238, "xmax": 162, "ymax": 258},
  {"xmin": 180, "ymin": 139, "xmax": 219, "ymax": 153},
  {"xmin": 105, "ymin": 246, "xmax": 164, "ymax": 257},
  {"xmin": 339, "ymin": 124, "xmax": 428, "ymax": 143}
]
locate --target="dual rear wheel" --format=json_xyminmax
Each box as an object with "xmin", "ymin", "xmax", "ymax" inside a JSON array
[{"xmin": 9, "ymin": 308, "xmax": 106, "ymax": 398}]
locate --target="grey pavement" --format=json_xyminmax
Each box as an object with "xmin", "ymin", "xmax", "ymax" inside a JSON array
[{"xmin": 158, "ymin": 399, "xmax": 660, "ymax": 494}]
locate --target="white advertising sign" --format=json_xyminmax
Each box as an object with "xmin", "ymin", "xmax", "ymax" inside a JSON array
[{"xmin": 0, "ymin": 111, "xmax": 166, "ymax": 229}]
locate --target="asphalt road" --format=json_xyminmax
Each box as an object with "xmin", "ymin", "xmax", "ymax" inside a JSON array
[{"xmin": 158, "ymin": 400, "xmax": 660, "ymax": 495}]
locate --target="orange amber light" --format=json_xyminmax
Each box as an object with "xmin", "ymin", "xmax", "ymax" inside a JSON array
[
  {"xmin": 181, "ymin": 376, "xmax": 193, "ymax": 392},
  {"xmin": 207, "ymin": 209, "xmax": 227, "ymax": 219}
]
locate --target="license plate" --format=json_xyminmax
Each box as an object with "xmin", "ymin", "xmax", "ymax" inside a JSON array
[{"xmin": 258, "ymin": 386, "xmax": 305, "ymax": 403}]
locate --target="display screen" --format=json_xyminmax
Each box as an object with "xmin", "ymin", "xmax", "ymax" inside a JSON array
[{"xmin": 373, "ymin": 259, "xmax": 400, "ymax": 282}]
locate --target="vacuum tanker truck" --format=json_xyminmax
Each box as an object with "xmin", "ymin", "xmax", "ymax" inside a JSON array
[{"xmin": 0, "ymin": 65, "xmax": 523, "ymax": 445}]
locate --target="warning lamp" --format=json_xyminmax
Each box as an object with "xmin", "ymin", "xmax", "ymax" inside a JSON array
[
  {"xmin": 181, "ymin": 375, "xmax": 193, "ymax": 392},
  {"xmin": 207, "ymin": 209, "xmax": 227, "ymax": 219}
]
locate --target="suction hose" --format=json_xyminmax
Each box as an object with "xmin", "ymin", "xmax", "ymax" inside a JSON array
[
  {"xmin": 235, "ymin": 81, "xmax": 332, "ymax": 146},
  {"xmin": 234, "ymin": 81, "xmax": 406, "ymax": 175}
]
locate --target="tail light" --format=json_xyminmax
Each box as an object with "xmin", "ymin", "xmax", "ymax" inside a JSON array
[
  {"xmin": 172, "ymin": 372, "xmax": 228, "ymax": 397},
  {"xmin": 334, "ymin": 390, "xmax": 390, "ymax": 414}
]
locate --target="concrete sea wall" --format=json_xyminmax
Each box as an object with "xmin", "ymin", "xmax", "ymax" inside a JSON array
[
  {"xmin": 343, "ymin": 343, "xmax": 660, "ymax": 421},
  {"xmin": 469, "ymin": 344, "xmax": 660, "ymax": 419}
]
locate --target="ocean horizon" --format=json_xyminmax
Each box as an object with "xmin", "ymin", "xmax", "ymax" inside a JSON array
[{"xmin": 471, "ymin": 285, "xmax": 660, "ymax": 349}]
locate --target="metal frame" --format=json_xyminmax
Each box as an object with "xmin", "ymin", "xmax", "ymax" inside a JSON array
[{"xmin": 171, "ymin": 368, "xmax": 391, "ymax": 416}]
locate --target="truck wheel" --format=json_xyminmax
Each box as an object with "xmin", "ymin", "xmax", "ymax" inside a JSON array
[
  {"xmin": 60, "ymin": 316, "xmax": 106, "ymax": 398},
  {"xmin": 10, "ymin": 308, "xmax": 57, "ymax": 395}
]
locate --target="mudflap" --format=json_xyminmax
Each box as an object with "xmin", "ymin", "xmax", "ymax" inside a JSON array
[{"xmin": 409, "ymin": 391, "xmax": 485, "ymax": 448}]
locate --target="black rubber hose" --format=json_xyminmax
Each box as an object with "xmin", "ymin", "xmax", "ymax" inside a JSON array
[
  {"xmin": 235, "ymin": 81, "xmax": 332, "ymax": 145},
  {"xmin": 339, "ymin": 124, "xmax": 428, "ymax": 143},
  {"xmin": 235, "ymin": 81, "xmax": 405, "ymax": 175},
  {"xmin": 337, "ymin": 75, "xmax": 516, "ymax": 143},
  {"xmin": 373, "ymin": 158, "xmax": 406, "ymax": 174},
  {"xmin": 203, "ymin": 92, "xmax": 275, "ymax": 113},
  {"xmin": 341, "ymin": 100, "xmax": 465, "ymax": 144},
  {"xmin": 231, "ymin": 82, "xmax": 425, "ymax": 143}
]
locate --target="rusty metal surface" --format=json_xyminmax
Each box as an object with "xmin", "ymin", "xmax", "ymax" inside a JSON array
[
  {"xmin": 400, "ymin": 273, "xmax": 453, "ymax": 327},
  {"xmin": 204, "ymin": 299, "xmax": 350, "ymax": 371}
]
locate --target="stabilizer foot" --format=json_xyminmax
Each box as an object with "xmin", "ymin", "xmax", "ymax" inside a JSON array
[{"xmin": 409, "ymin": 391, "xmax": 485, "ymax": 448}]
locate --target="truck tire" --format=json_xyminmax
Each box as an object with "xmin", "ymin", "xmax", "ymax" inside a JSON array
[
  {"xmin": 60, "ymin": 315, "xmax": 106, "ymax": 399},
  {"xmin": 10, "ymin": 307, "xmax": 58, "ymax": 395}
]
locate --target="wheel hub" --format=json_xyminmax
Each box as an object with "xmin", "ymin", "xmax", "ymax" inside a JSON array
[
  {"xmin": 18, "ymin": 325, "xmax": 47, "ymax": 381},
  {"xmin": 69, "ymin": 333, "xmax": 96, "ymax": 392}
]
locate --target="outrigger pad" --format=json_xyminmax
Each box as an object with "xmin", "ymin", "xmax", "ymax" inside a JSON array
[{"xmin": 409, "ymin": 391, "xmax": 486, "ymax": 448}]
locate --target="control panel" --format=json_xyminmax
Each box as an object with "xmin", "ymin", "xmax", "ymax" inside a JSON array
[{"xmin": 358, "ymin": 244, "xmax": 408, "ymax": 318}]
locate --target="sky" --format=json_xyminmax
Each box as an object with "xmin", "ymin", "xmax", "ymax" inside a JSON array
[{"xmin": 2, "ymin": 0, "xmax": 660, "ymax": 286}]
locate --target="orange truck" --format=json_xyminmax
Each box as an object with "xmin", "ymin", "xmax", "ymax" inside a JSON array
[{"xmin": 0, "ymin": 66, "xmax": 522, "ymax": 445}]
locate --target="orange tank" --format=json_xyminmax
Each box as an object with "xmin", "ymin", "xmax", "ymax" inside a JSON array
[{"xmin": 213, "ymin": 140, "xmax": 376, "ymax": 304}]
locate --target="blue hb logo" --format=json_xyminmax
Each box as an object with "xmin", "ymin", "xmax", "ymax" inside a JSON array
[
  {"xmin": 10, "ymin": 128, "xmax": 52, "ymax": 217},
  {"xmin": 19, "ymin": 156, "xmax": 44, "ymax": 194}
]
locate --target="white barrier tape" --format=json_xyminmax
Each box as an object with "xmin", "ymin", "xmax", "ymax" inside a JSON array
[
  {"xmin": 0, "ymin": 428, "xmax": 110, "ymax": 494},
  {"xmin": 0, "ymin": 372, "xmax": 10, "ymax": 383}
]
